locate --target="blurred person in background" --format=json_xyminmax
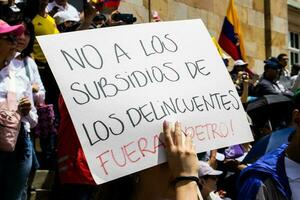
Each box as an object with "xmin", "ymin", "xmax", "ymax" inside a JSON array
[
  {"xmin": 291, "ymin": 64, "xmax": 300, "ymax": 92},
  {"xmin": 53, "ymin": 10, "xmax": 81, "ymax": 32},
  {"xmin": 198, "ymin": 161, "xmax": 225, "ymax": 200},
  {"xmin": 29, "ymin": 0, "xmax": 60, "ymax": 169},
  {"xmin": 254, "ymin": 58, "xmax": 293, "ymax": 97},
  {"xmin": 0, "ymin": 19, "xmax": 38, "ymax": 200},
  {"xmin": 229, "ymin": 60, "xmax": 255, "ymax": 104},
  {"xmin": 56, "ymin": 96, "xmax": 97, "ymax": 200},
  {"xmin": 237, "ymin": 89, "xmax": 300, "ymax": 200},
  {"xmin": 31, "ymin": 0, "xmax": 60, "ymax": 115},
  {"xmin": 91, "ymin": 13, "xmax": 106, "ymax": 28},
  {"xmin": 230, "ymin": 60, "xmax": 248, "ymax": 83},
  {"xmin": 53, "ymin": 1, "xmax": 97, "ymax": 31},
  {"xmin": 15, "ymin": 17, "xmax": 45, "ymax": 107},
  {"xmin": 12, "ymin": 17, "xmax": 45, "ymax": 198},
  {"xmin": 47, "ymin": 0, "xmax": 80, "ymax": 18},
  {"xmin": 0, "ymin": 0, "xmax": 24, "ymax": 24},
  {"xmin": 49, "ymin": 0, "xmax": 97, "ymax": 31},
  {"xmin": 277, "ymin": 53, "xmax": 291, "ymax": 89}
]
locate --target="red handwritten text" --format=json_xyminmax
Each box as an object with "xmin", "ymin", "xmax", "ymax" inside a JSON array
[{"xmin": 96, "ymin": 134, "xmax": 165, "ymax": 175}]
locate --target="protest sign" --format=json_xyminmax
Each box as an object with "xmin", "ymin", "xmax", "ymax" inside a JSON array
[{"xmin": 37, "ymin": 19, "xmax": 253, "ymax": 184}]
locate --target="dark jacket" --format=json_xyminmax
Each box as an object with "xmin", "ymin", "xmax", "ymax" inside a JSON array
[
  {"xmin": 254, "ymin": 77, "xmax": 284, "ymax": 97},
  {"xmin": 237, "ymin": 144, "xmax": 291, "ymax": 200}
]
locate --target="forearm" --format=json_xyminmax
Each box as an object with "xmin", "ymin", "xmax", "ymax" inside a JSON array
[
  {"xmin": 240, "ymin": 83, "xmax": 249, "ymax": 103},
  {"xmin": 175, "ymin": 181, "xmax": 199, "ymax": 200},
  {"xmin": 208, "ymin": 149, "xmax": 217, "ymax": 169}
]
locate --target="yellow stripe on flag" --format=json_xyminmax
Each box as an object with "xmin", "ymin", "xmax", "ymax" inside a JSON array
[{"xmin": 212, "ymin": 37, "xmax": 224, "ymax": 58}]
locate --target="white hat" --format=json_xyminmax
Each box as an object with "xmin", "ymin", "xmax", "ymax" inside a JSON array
[
  {"xmin": 53, "ymin": 11, "xmax": 80, "ymax": 25},
  {"xmin": 198, "ymin": 161, "xmax": 223, "ymax": 177},
  {"xmin": 234, "ymin": 59, "xmax": 248, "ymax": 66}
]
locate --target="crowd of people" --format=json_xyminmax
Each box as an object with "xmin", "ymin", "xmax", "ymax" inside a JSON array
[{"xmin": 0, "ymin": 0, "xmax": 299, "ymax": 200}]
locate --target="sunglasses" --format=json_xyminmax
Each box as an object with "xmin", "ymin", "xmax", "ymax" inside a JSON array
[{"xmin": 0, "ymin": 34, "xmax": 18, "ymax": 43}]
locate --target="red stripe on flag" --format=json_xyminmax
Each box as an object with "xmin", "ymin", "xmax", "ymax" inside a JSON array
[{"xmin": 218, "ymin": 34, "xmax": 241, "ymax": 60}]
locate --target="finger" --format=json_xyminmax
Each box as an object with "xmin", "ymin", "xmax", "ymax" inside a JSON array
[
  {"xmin": 19, "ymin": 98, "xmax": 30, "ymax": 104},
  {"xmin": 20, "ymin": 96, "xmax": 29, "ymax": 100},
  {"xmin": 169, "ymin": 122, "xmax": 176, "ymax": 145},
  {"xmin": 20, "ymin": 99, "xmax": 31, "ymax": 104},
  {"xmin": 174, "ymin": 121, "xmax": 183, "ymax": 147},
  {"xmin": 20, "ymin": 97, "xmax": 30, "ymax": 102},
  {"xmin": 19, "ymin": 101, "xmax": 31, "ymax": 107},
  {"xmin": 192, "ymin": 144, "xmax": 197, "ymax": 154},
  {"xmin": 19, "ymin": 98, "xmax": 26, "ymax": 103},
  {"xmin": 185, "ymin": 134, "xmax": 193, "ymax": 150},
  {"xmin": 163, "ymin": 120, "xmax": 174, "ymax": 150}
]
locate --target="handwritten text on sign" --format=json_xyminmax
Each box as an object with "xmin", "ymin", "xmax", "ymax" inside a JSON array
[{"xmin": 37, "ymin": 19, "xmax": 253, "ymax": 184}]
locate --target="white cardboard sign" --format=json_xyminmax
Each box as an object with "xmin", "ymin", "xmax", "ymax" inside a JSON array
[{"xmin": 37, "ymin": 19, "xmax": 253, "ymax": 184}]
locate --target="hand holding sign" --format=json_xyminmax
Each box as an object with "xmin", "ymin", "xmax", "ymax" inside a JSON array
[
  {"xmin": 163, "ymin": 121, "xmax": 199, "ymax": 178},
  {"xmin": 163, "ymin": 121, "xmax": 200, "ymax": 200}
]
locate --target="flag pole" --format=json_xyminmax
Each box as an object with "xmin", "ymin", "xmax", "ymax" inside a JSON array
[{"xmin": 148, "ymin": 0, "xmax": 151, "ymax": 22}]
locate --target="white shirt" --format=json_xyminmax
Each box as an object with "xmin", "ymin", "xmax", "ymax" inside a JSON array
[
  {"xmin": 0, "ymin": 60, "xmax": 38, "ymax": 132},
  {"xmin": 12, "ymin": 56, "xmax": 46, "ymax": 105},
  {"xmin": 285, "ymin": 157, "xmax": 300, "ymax": 200},
  {"xmin": 292, "ymin": 74, "xmax": 300, "ymax": 92},
  {"xmin": 290, "ymin": 75, "xmax": 298, "ymax": 90},
  {"xmin": 279, "ymin": 69, "xmax": 291, "ymax": 89},
  {"xmin": 47, "ymin": 1, "xmax": 80, "ymax": 22}
]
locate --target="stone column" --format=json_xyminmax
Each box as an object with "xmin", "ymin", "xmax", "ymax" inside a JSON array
[{"xmin": 264, "ymin": 0, "xmax": 288, "ymax": 58}]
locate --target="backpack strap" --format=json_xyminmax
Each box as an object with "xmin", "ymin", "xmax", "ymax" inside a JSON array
[
  {"xmin": 23, "ymin": 58, "xmax": 31, "ymax": 81},
  {"xmin": 7, "ymin": 70, "xmax": 18, "ymax": 110}
]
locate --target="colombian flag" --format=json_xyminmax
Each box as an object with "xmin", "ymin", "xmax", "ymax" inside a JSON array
[{"xmin": 218, "ymin": 0, "xmax": 245, "ymax": 61}]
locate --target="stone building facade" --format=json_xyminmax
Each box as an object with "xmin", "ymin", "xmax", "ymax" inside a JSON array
[{"xmin": 118, "ymin": 0, "xmax": 300, "ymax": 74}]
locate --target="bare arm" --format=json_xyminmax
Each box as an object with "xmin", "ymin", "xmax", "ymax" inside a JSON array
[
  {"xmin": 163, "ymin": 121, "xmax": 201, "ymax": 200},
  {"xmin": 236, "ymin": 71, "xmax": 249, "ymax": 104},
  {"xmin": 240, "ymin": 80, "xmax": 249, "ymax": 104},
  {"xmin": 208, "ymin": 149, "xmax": 217, "ymax": 169}
]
